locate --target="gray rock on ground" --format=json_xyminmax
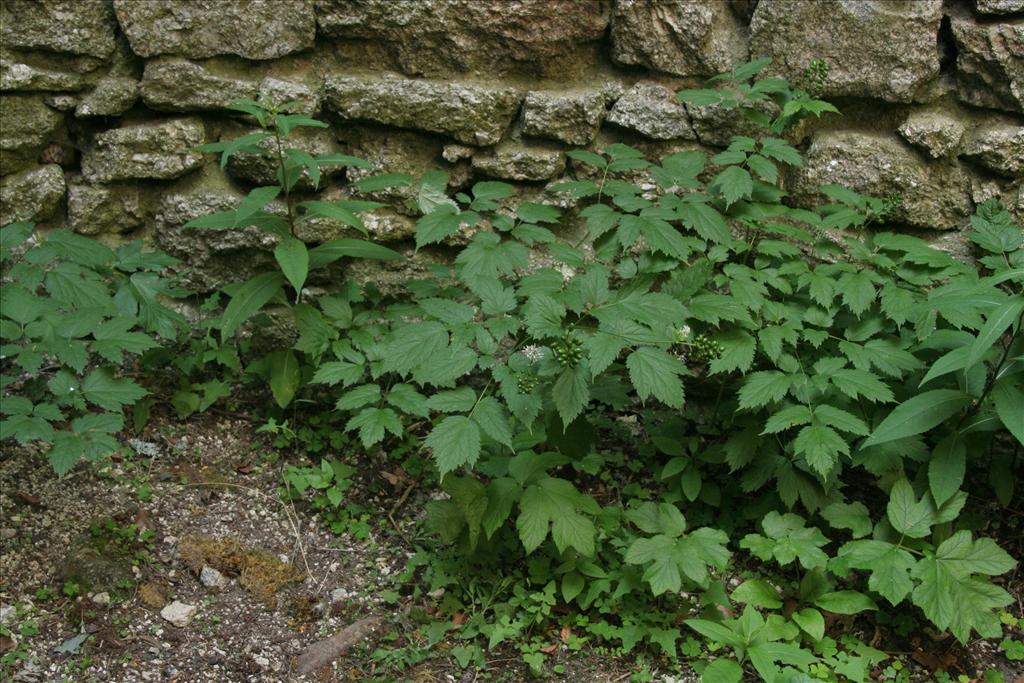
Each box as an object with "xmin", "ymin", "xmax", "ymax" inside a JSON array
[
  {"xmin": 160, "ymin": 600, "xmax": 197, "ymax": 628},
  {"xmin": 82, "ymin": 117, "xmax": 205, "ymax": 183},
  {"xmin": 199, "ymin": 566, "xmax": 228, "ymax": 590},
  {"xmin": 113, "ymin": 0, "xmax": 315, "ymax": 60}
]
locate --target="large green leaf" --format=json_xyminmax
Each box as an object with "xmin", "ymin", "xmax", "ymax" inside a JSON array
[
  {"xmin": 552, "ymin": 363, "xmax": 590, "ymax": 427},
  {"xmin": 219, "ymin": 272, "xmax": 284, "ymax": 342},
  {"xmin": 862, "ymin": 389, "xmax": 971, "ymax": 448},
  {"xmin": 268, "ymin": 349, "xmax": 300, "ymax": 408},
  {"xmin": 235, "ymin": 186, "xmax": 281, "ymax": 225},
  {"xmin": 886, "ymin": 478, "xmax": 934, "ymax": 539},
  {"xmin": 426, "ymin": 415, "xmax": 481, "ymax": 476},
  {"xmin": 965, "ymin": 299, "xmax": 1024, "ymax": 369},
  {"xmin": 626, "ymin": 347, "xmax": 685, "ymax": 408},
  {"xmin": 82, "ymin": 369, "xmax": 147, "ymax": 411},
  {"xmin": 274, "ymin": 237, "xmax": 309, "ymax": 296},
  {"xmin": 992, "ymin": 379, "xmax": 1024, "ymax": 446},
  {"xmin": 928, "ymin": 436, "xmax": 965, "ymax": 506},
  {"xmin": 307, "ymin": 239, "xmax": 403, "ymax": 269}
]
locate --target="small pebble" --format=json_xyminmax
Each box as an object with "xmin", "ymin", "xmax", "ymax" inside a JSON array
[
  {"xmin": 91, "ymin": 592, "xmax": 111, "ymax": 606},
  {"xmin": 200, "ymin": 565, "xmax": 228, "ymax": 590},
  {"xmin": 160, "ymin": 601, "xmax": 197, "ymax": 628}
]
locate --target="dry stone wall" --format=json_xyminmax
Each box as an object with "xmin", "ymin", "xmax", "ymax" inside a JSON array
[{"xmin": 1, "ymin": 0, "xmax": 1022, "ymax": 290}]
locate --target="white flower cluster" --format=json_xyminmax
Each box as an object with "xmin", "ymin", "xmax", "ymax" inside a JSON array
[
  {"xmin": 521, "ymin": 344, "xmax": 545, "ymax": 363},
  {"xmin": 675, "ymin": 324, "xmax": 692, "ymax": 342}
]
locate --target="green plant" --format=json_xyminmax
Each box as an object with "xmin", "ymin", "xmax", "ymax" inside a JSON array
[
  {"xmin": 291, "ymin": 58, "xmax": 1022, "ymax": 679},
  {"xmin": 0, "ymin": 225, "xmax": 185, "ymax": 474},
  {"xmin": 184, "ymin": 96, "xmax": 407, "ymax": 410}
]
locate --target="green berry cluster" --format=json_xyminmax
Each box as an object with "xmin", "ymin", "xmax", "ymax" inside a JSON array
[
  {"xmin": 551, "ymin": 336, "xmax": 584, "ymax": 368},
  {"xmin": 689, "ymin": 335, "xmax": 724, "ymax": 362},
  {"xmin": 516, "ymin": 373, "xmax": 538, "ymax": 393}
]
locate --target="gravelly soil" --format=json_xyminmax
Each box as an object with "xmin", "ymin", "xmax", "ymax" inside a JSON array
[
  {"xmin": 1, "ymin": 413, "xmax": 1021, "ymax": 683},
  {"xmin": 0, "ymin": 416, "xmax": 404, "ymax": 682}
]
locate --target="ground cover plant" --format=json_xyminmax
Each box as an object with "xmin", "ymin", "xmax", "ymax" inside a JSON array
[{"xmin": 1, "ymin": 59, "xmax": 1022, "ymax": 682}]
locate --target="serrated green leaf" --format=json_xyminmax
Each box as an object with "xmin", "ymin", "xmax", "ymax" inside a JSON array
[
  {"xmin": 626, "ymin": 347, "xmax": 685, "ymax": 408},
  {"xmin": 887, "ymin": 478, "xmax": 934, "ymax": 538},
  {"xmin": 82, "ymin": 369, "xmax": 147, "ymax": 411},
  {"xmin": 472, "ymin": 396, "xmax": 512, "ymax": 448},
  {"xmin": 552, "ymin": 363, "xmax": 590, "ymax": 426},
  {"xmin": 426, "ymin": 416, "xmax": 481, "ymax": 476},
  {"xmin": 732, "ymin": 579, "xmax": 782, "ymax": 608}
]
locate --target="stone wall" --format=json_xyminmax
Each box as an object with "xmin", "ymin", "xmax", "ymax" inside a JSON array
[{"xmin": 1, "ymin": 0, "xmax": 1021, "ymax": 288}]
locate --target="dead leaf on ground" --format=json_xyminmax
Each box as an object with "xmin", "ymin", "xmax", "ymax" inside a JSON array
[
  {"xmin": 911, "ymin": 649, "xmax": 956, "ymax": 671},
  {"xmin": 1, "ymin": 635, "xmax": 16, "ymax": 654}
]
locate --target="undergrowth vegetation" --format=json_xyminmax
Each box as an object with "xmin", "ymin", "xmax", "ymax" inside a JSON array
[{"xmin": 2, "ymin": 59, "xmax": 1022, "ymax": 682}]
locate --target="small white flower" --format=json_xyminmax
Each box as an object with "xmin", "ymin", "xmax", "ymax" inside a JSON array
[
  {"xmin": 522, "ymin": 345, "xmax": 544, "ymax": 363},
  {"xmin": 675, "ymin": 324, "xmax": 692, "ymax": 342}
]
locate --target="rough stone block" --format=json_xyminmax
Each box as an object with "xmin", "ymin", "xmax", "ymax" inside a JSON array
[
  {"xmin": 953, "ymin": 17, "xmax": 1024, "ymax": 113},
  {"xmin": 521, "ymin": 91, "xmax": 607, "ymax": 146},
  {"xmin": 607, "ymin": 83, "xmax": 696, "ymax": 141},
  {"xmin": 0, "ymin": 0, "xmax": 116, "ymax": 59},
  {"xmin": 975, "ymin": 0, "xmax": 1024, "ymax": 14},
  {"xmin": 315, "ymin": 0, "xmax": 610, "ymax": 77},
  {"xmin": 82, "ymin": 117, "xmax": 205, "ymax": 183},
  {"xmin": 67, "ymin": 183, "xmax": 145, "ymax": 234},
  {"xmin": 75, "ymin": 77, "xmax": 139, "ymax": 117},
  {"xmin": 751, "ymin": 0, "xmax": 944, "ymax": 103},
  {"xmin": 114, "ymin": 0, "xmax": 315, "ymax": 60},
  {"xmin": 0, "ymin": 164, "xmax": 66, "ymax": 224},
  {"xmin": 323, "ymin": 76, "xmax": 521, "ymax": 146},
  {"xmin": 140, "ymin": 59, "xmax": 259, "ymax": 112},
  {"xmin": 962, "ymin": 123, "xmax": 1024, "ymax": 178},
  {"xmin": 898, "ymin": 111, "xmax": 966, "ymax": 159},
  {"xmin": 611, "ymin": 0, "xmax": 748, "ymax": 77},
  {"xmin": 788, "ymin": 131, "xmax": 973, "ymax": 231},
  {"xmin": 472, "ymin": 146, "xmax": 566, "ymax": 181},
  {"xmin": 1, "ymin": 57, "xmax": 88, "ymax": 92},
  {"xmin": 0, "ymin": 95, "xmax": 63, "ymax": 176}
]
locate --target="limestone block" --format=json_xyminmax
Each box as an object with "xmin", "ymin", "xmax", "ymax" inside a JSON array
[
  {"xmin": 75, "ymin": 77, "xmax": 139, "ymax": 117},
  {"xmin": 0, "ymin": 165, "xmax": 66, "ymax": 225},
  {"xmin": 751, "ymin": 0, "xmax": 944, "ymax": 103},
  {"xmin": 898, "ymin": 111, "xmax": 966, "ymax": 159},
  {"xmin": 788, "ymin": 131, "xmax": 973, "ymax": 231},
  {"xmin": 114, "ymin": 0, "xmax": 315, "ymax": 60},
  {"xmin": 611, "ymin": 0, "xmax": 748, "ymax": 77},
  {"xmin": 953, "ymin": 17, "xmax": 1024, "ymax": 113},
  {"xmin": 975, "ymin": 0, "xmax": 1024, "ymax": 14},
  {"xmin": 962, "ymin": 123, "xmax": 1024, "ymax": 177},
  {"xmin": 0, "ymin": 58, "xmax": 87, "ymax": 92},
  {"xmin": 607, "ymin": 83, "xmax": 696, "ymax": 141},
  {"xmin": 315, "ymin": 0, "xmax": 610, "ymax": 77},
  {"xmin": 472, "ymin": 146, "xmax": 566, "ymax": 181},
  {"xmin": 153, "ymin": 170, "xmax": 276, "ymax": 291},
  {"xmin": 82, "ymin": 118, "xmax": 205, "ymax": 183},
  {"xmin": 0, "ymin": 0, "xmax": 116, "ymax": 59},
  {"xmin": 521, "ymin": 91, "xmax": 607, "ymax": 146},
  {"xmin": 0, "ymin": 95, "xmax": 63, "ymax": 176},
  {"xmin": 140, "ymin": 59, "xmax": 259, "ymax": 112},
  {"xmin": 67, "ymin": 183, "xmax": 145, "ymax": 234},
  {"xmin": 323, "ymin": 76, "xmax": 521, "ymax": 146}
]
